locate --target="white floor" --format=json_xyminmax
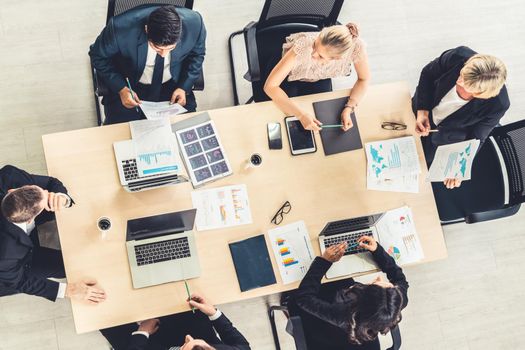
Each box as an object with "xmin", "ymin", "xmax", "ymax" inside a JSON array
[{"xmin": 1, "ymin": 0, "xmax": 525, "ymax": 349}]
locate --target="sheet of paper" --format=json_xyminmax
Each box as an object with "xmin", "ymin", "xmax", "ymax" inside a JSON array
[
  {"xmin": 191, "ymin": 184, "xmax": 252, "ymax": 231},
  {"xmin": 268, "ymin": 221, "xmax": 315, "ymax": 284},
  {"xmin": 130, "ymin": 118, "xmax": 180, "ymax": 177},
  {"xmin": 365, "ymin": 136, "xmax": 421, "ymax": 180},
  {"xmin": 367, "ymin": 173, "xmax": 419, "ymax": 193},
  {"xmin": 427, "ymin": 139, "xmax": 480, "ymax": 181},
  {"xmin": 376, "ymin": 206, "xmax": 424, "ymax": 265},
  {"xmin": 139, "ymin": 101, "xmax": 187, "ymax": 120}
]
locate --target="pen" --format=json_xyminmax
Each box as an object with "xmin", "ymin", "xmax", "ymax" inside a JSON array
[
  {"xmin": 184, "ymin": 280, "xmax": 196, "ymax": 314},
  {"xmin": 428, "ymin": 129, "xmax": 439, "ymax": 133},
  {"xmin": 126, "ymin": 77, "xmax": 139, "ymax": 113},
  {"xmin": 321, "ymin": 124, "xmax": 344, "ymax": 129}
]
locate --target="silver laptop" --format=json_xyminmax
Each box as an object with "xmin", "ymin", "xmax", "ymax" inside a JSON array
[
  {"xmin": 113, "ymin": 139, "xmax": 188, "ymax": 192},
  {"xmin": 319, "ymin": 213, "xmax": 383, "ymax": 279},
  {"xmin": 126, "ymin": 209, "xmax": 201, "ymax": 289}
]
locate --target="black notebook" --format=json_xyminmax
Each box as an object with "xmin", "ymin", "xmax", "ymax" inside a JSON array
[
  {"xmin": 313, "ymin": 97, "xmax": 363, "ymax": 156},
  {"xmin": 229, "ymin": 234, "xmax": 276, "ymax": 292}
]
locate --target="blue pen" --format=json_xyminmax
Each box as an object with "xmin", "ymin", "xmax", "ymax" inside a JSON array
[{"xmin": 126, "ymin": 78, "xmax": 139, "ymax": 112}]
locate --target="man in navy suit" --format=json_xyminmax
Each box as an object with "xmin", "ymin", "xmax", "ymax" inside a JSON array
[{"xmin": 89, "ymin": 5, "xmax": 206, "ymax": 124}]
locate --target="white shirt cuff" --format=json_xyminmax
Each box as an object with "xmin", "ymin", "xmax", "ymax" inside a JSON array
[
  {"xmin": 56, "ymin": 282, "xmax": 67, "ymax": 299},
  {"xmin": 208, "ymin": 309, "xmax": 222, "ymax": 321},
  {"xmin": 132, "ymin": 331, "xmax": 150, "ymax": 339},
  {"xmin": 56, "ymin": 193, "xmax": 72, "ymax": 208}
]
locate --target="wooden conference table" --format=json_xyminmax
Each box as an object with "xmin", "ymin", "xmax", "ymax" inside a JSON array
[{"xmin": 42, "ymin": 81, "xmax": 447, "ymax": 333}]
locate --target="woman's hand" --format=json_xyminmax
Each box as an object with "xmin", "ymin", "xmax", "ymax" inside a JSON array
[
  {"xmin": 340, "ymin": 106, "xmax": 354, "ymax": 131},
  {"xmin": 444, "ymin": 178, "xmax": 462, "ymax": 189},
  {"xmin": 299, "ymin": 113, "xmax": 322, "ymax": 131},
  {"xmin": 415, "ymin": 110, "xmax": 431, "ymax": 136},
  {"xmin": 358, "ymin": 235, "xmax": 378, "ymax": 252},
  {"xmin": 322, "ymin": 242, "xmax": 348, "ymax": 263}
]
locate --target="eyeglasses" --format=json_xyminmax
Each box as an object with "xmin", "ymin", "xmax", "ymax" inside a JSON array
[
  {"xmin": 271, "ymin": 201, "xmax": 291, "ymax": 225},
  {"xmin": 381, "ymin": 122, "xmax": 407, "ymax": 131}
]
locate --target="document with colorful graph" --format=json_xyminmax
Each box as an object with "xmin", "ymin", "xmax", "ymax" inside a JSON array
[
  {"xmin": 365, "ymin": 136, "xmax": 421, "ymax": 180},
  {"xmin": 376, "ymin": 206, "xmax": 424, "ymax": 265},
  {"xmin": 427, "ymin": 139, "xmax": 480, "ymax": 181},
  {"xmin": 191, "ymin": 184, "xmax": 252, "ymax": 231},
  {"xmin": 268, "ymin": 221, "xmax": 315, "ymax": 284}
]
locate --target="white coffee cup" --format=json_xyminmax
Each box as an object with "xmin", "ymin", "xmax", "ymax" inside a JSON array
[
  {"xmin": 97, "ymin": 217, "xmax": 112, "ymax": 240},
  {"xmin": 244, "ymin": 153, "xmax": 263, "ymax": 170}
]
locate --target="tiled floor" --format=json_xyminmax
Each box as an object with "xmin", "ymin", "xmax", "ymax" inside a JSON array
[{"xmin": 1, "ymin": 0, "xmax": 525, "ymax": 349}]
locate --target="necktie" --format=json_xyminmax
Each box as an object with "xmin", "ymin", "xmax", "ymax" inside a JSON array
[{"xmin": 149, "ymin": 53, "xmax": 164, "ymax": 101}]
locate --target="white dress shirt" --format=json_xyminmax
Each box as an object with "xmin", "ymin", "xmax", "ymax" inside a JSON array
[
  {"xmin": 139, "ymin": 44, "xmax": 172, "ymax": 84},
  {"xmin": 432, "ymin": 86, "xmax": 470, "ymax": 126}
]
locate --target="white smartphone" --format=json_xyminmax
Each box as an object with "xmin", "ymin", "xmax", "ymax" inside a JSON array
[{"xmin": 284, "ymin": 116, "xmax": 317, "ymax": 156}]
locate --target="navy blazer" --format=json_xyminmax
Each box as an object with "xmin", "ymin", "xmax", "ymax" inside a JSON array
[
  {"xmin": 89, "ymin": 6, "xmax": 206, "ymax": 95},
  {"xmin": 0, "ymin": 165, "xmax": 70, "ymax": 301},
  {"xmin": 413, "ymin": 46, "xmax": 510, "ymax": 148}
]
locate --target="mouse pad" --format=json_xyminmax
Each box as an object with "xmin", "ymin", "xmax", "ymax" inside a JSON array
[{"xmin": 313, "ymin": 97, "xmax": 363, "ymax": 156}]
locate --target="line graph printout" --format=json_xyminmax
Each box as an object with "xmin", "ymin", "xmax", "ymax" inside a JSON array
[
  {"xmin": 130, "ymin": 118, "xmax": 180, "ymax": 177},
  {"xmin": 427, "ymin": 139, "xmax": 480, "ymax": 181},
  {"xmin": 365, "ymin": 136, "xmax": 421, "ymax": 180}
]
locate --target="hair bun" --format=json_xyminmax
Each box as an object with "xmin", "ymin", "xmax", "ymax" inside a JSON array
[{"xmin": 346, "ymin": 23, "xmax": 359, "ymax": 39}]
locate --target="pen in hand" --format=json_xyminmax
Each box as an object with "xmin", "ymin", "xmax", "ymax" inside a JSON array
[
  {"xmin": 125, "ymin": 78, "xmax": 139, "ymax": 113},
  {"xmin": 321, "ymin": 124, "xmax": 344, "ymax": 129},
  {"xmin": 184, "ymin": 280, "xmax": 196, "ymax": 314}
]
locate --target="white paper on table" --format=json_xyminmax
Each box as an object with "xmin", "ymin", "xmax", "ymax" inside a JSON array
[
  {"xmin": 367, "ymin": 173, "xmax": 419, "ymax": 193},
  {"xmin": 427, "ymin": 139, "xmax": 480, "ymax": 182},
  {"xmin": 376, "ymin": 206, "xmax": 424, "ymax": 265},
  {"xmin": 130, "ymin": 118, "xmax": 180, "ymax": 177},
  {"xmin": 267, "ymin": 221, "xmax": 315, "ymax": 284},
  {"xmin": 191, "ymin": 184, "xmax": 252, "ymax": 231},
  {"xmin": 365, "ymin": 136, "xmax": 421, "ymax": 180},
  {"xmin": 139, "ymin": 101, "xmax": 187, "ymax": 120}
]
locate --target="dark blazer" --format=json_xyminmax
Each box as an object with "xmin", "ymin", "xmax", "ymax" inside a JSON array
[
  {"xmin": 292, "ymin": 245, "xmax": 409, "ymax": 349},
  {"xmin": 413, "ymin": 46, "xmax": 510, "ymax": 148},
  {"xmin": 89, "ymin": 6, "xmax": 206, "ymax": 95},
  {"xmin": 0, "ymin": 165, "xmax": 70, "ymax": 301},
  {"xmin": 127, "ymin": 313, "xmax": 251, "ymax": 350}
]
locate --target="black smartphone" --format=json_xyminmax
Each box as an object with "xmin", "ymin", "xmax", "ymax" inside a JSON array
[{"xmin": 267, "ymin": 122, "xmax": 283, "ymax": 149}]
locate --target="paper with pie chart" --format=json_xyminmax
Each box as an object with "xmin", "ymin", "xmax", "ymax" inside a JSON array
[
  {"xmin": 376, "ymin": 206, "xmax": 424, "ymax": 265},
  {"xmin": 268, "ymin": 221, "xmax": 315, "ymax": 284}
]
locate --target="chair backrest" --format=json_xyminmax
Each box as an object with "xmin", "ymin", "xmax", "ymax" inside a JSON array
[
  {"xmin": 490, "ymin": 119, "xmax": 525, "ymax": 206},
  {"xmin": 106, "ymin": 0, "xmax": 193, "ymax": 23},
  {"xmin": 258, "ymin": 0, "xmax": 344, "ymax": 28}
]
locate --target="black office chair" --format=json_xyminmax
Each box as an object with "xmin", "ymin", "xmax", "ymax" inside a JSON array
[
  {"xmin": 91, "ymin": 0, "xmax": 204, "ymax": 125},
  {"xmin": 228, "ymin": 0, "xmax": 344, "ymax": 105},
  {"xmin": 432, "ymin": 119, "xmax": 525, "ymax": 224}
]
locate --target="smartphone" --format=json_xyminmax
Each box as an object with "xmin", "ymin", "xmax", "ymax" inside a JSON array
[
  {"xmin": 267, "ymin": 122, "xmax": 283, "ymax": 149},
  {"xmin": 284, "ymin": 116, "xmax": 317, "ymax": 155}
]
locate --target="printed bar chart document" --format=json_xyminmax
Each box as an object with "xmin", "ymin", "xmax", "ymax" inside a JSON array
[
  {"xmin": 427, "ymin": 139, "xmax": 480, "ymax": 181},
  {"xmin": 140, "ymin": 101, "xmax": 187, "ymax": 120}
]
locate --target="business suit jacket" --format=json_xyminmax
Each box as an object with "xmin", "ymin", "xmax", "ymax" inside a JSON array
[
  {"xmin": 413, "ymin": 46, "xmax": 510, "ymax": 149},
  {"xmin": 0, "ymin": 165, "xmax": 69, "ymax": 301},
  {"xmin": 291, "ymin": 245, "xmax": 409, "ymax": 350},
  {"xmin": 89, "ymin": 5, "xmax": 206, "ymax": 95},
  {"xmin": 127, "ymin": 313, "xmax": 251, "ymax": 350}
]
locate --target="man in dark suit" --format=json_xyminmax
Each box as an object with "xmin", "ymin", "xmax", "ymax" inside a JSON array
[
  {"xmin": 412, "ymin": 46, "xmax": 509, "ymax": 189},
  {"xmin": 0, "ymin": 165, "xmax": 106, "ymax": 304},
  {"xmin": 89, "ymin": 5, "xmax": 206, "ymax": 125},
  {"xmin": 101, "ymin": 292, "xmax": 250, "ymax": 350}
]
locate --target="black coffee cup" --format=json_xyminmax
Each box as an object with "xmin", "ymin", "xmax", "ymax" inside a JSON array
[
  {"xmin": 97, "ymin": 217, "xmax": 112, "ymax": 231},
  {"xmin": 249, "ymin": 153, "xmax": 262, "ymax": 166}
]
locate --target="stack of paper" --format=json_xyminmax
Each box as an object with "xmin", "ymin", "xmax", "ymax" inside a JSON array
[
  {"xmin": 365, "ymin": 136, "xmax": 421, "ymax": 193},
  {"xmin": 427, "ymin": 139, "xmax": 480, "ymax": 181},
  {"xmin": 140, "ymin": 101, "xmax": 187, "ymax": 120}
]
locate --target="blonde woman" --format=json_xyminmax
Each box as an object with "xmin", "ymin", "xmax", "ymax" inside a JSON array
[
  {"xmin": 264, "ymin": 23, "xmax": 370, "ymax": 132},
  {"xmin": 413, "ymin": 46, "xmax": 509, "ymax": 189}
]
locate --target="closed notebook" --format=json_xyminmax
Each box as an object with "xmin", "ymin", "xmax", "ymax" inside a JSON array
[{"xmin": 229, "ymin": 234, "xmax": 276, "ymax": 292}]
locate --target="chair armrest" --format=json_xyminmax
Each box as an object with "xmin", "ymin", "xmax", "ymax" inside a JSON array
[
  {"xmin": 243, "ymin": 21, "xmax": 261, "ymax": 82},
  {"xmin": 387, "ymin": 325, "xmax": 402, "ymax": 350},
  {"xmin": 287, "ymin": 316, "xmax": 308, "ymax": 350},
  {"xmin": 193, "ymin": 69, "xmax": 204, "ymax": 91},
  {"xmin": 93, "ymin": 67, "xmax": 111, "ymax": 97},
  {"xmin": 465, "ymin": 203, "xmax": 521, "ymax": 224}
]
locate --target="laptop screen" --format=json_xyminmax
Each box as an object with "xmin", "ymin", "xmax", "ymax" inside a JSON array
[{"xmin": 126, "ymin": 209, "xmax": 197, "ymax": 240}]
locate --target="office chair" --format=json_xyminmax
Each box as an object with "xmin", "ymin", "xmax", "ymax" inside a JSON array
[
  {"xmin": 228, "ymin": 0, "xmax": 344, "ymax": 105},
  {"xmin": 432, "ymin": 119, "xmax": 525, "ymax": 224},
  {"xmin": 91, "ymin": 0, "xmax": 203, "ymax": 125}
]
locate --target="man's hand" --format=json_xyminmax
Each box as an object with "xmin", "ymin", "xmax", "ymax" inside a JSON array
[
  {"xmin": 341, "ymin": 107, "xmax": 354, "ymax": 131},
  {"xmin": 415, "ymin": 110, "xmax": 431, "ymax": 136},
  {"xmin": 65, "ymin": 279, "xmax": 106, "ymax": 305},
  {"xmin": 358, "ymin": 235, "xmax": 378, "ymax": 252},
  {"xmin": 188, "ymin": 292, "xmax": 216, "ymax": 316},
  {"xmin": 322, "ymin": 242, "xmax": 347, "ymax": 263},
  {"xmin": 138, "ymin": 319, "xmax": 160, "ymax": 335},
  {"xmin": 298, "ymin": 113, "xmax": 322, "ymax": 131},
  {"xmin": 46, "ymin": 192, "xmax": 68, "ymax": 212},
  {"xmin": 118, "ymin": 87, "xmax": 141, "ymax": 109},
  {"xmin": 444, "ymin": 178, "xmax": 462, "ymax": 189},
  {"xmin": 170, "ymin": 88, "xmax": 187, "ymax": 106}
]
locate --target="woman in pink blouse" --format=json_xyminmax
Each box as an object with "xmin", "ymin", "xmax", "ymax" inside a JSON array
[{"xmin": 264, "ymin": 23, "xmax": 370, "ymax": 132}]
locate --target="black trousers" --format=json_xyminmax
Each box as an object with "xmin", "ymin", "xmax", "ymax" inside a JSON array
[
  {"xmin": 29, "ymin": 214, "xmax": 65, "ymax": 280},
  {"xmin": 281, "ymin": 78, "xmax": 333, "ymax": 98},
  {"xmin": 100, "ymin": 311, "xmax": 221, "ymax": 350},
  {"xmin": 103, "ymin": 80, "xmax": 197, "ymax": 125}
]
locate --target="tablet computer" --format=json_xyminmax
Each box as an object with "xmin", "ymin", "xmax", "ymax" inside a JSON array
[{"xmin": 285, "ymin": 116, "xmax": 317, "ymax": 156}]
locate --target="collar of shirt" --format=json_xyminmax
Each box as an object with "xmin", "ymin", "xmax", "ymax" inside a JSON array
[
  {"xmin": 13, "ymin": 221, "xmax": 35, "ymax": 235},
  {"xmin": 139, "ymin": 44, "xmax": 173, "ymax": 84}
]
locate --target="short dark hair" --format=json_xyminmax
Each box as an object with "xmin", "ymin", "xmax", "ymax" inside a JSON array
[
  {"xmin": 1, "ymin": 186, "xmax": 44, "ymax": 223},
  {"xmin": 147, "ymin": 5, "xmax": 182, "ymax": 46},
  {"xmin": 192, "ymin": 345, "xmax": 215, "ymax": 350}
]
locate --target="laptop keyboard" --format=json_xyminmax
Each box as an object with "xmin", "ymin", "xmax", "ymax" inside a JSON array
[
  {"xmin": 322, "ymin": 217, "xmax": 371, "ymax": 235},
  {"xmin": 122, "ymin": 159, "xmax": 157, "ymax": 182},
  {"xmin": 134, "ymin": 237, "xmax": 191, "ymax": 266},
  {"xmin": 323, "ymin": 230, "xmax": 373, "ymax": 255}
]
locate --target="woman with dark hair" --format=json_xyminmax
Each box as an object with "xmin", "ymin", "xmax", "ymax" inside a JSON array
[{"xmin": 290, "ymin": 236, "xmax": 408, "ymax": 349}]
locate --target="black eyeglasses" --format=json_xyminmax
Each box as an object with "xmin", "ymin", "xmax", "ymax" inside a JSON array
[
  {"xmin": 271, "ymin": 201, "xmax": 291, "ymax": 225},
  {"xmin": 381, "ymin": 122, "xmax": 407, "ymax": 131}
]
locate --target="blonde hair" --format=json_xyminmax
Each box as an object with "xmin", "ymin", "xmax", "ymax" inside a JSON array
[
  {"xmin": 318, "ymin": 23, "xmax": 359, "ymax": 57},
  {"xmin": 460, "ymin": 54, "xmax": 507, "ymax": 98}
]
